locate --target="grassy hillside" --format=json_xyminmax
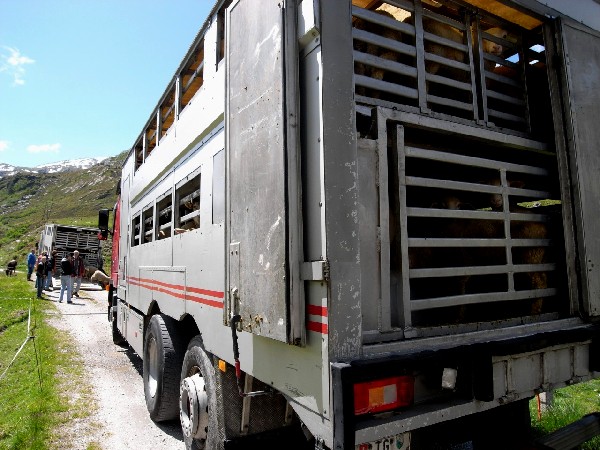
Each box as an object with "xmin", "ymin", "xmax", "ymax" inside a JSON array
[{"xmin": 0, "ymin": 151, "xmax": 126, "ymax": 268}]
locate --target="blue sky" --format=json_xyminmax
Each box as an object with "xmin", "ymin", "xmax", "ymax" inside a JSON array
[{"xmin": 0, "ymin": 0, "xmax": 214, "ymax": 168}]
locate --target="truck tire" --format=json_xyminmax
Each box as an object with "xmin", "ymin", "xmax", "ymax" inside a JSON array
[
  {"xmin": 180, "ymin": 336, "xmax": 223, "ymax": 450},
  {"xmin": 143, "ymin": 314, "xmax": 185, "ymax": 422}
]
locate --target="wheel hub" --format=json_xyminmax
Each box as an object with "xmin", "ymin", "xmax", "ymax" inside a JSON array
[{"xmin": 180, "ymin": 373, "xmax": 209, "ymax": 441}]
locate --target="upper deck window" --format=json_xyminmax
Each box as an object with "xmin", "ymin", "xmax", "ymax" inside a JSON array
[
  {"xmin": 134, "ymin": 139, "xmax": 143, "ymax": 172},
  {"xmin": 160, "ymin": 85, "xmax": 177, "ymax": 141},
  {"xmin": 145, "ymin": 119, "xmax": 158, "ymax": 158},
  {"xmin": 180, "ymin": 39, "xmax": 205, "ymax": 112}
]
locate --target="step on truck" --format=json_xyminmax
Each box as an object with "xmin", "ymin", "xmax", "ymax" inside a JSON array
[
  {"xmin": 99, "ymin": 0, "xmax": 600, "ymax": 448},
  {"xmin": 39, "ymin": 223, "xmax": 103, "ymax": 271}
]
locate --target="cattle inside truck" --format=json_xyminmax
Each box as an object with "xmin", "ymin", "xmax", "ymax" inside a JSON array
[{"xmin": 102, "ymin": 0, "xmax": 600, "ymax": 448}]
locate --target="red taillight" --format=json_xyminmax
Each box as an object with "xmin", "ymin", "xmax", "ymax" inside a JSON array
[{"xmin": 353, "ymin": 376, "xmax": 414, "ymax": 415}]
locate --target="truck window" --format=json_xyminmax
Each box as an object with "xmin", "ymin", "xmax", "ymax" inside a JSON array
[
  {"xmin": 142, "ymin": 204, "xmax": 154, "ymax": 244},
  {"xmin": 175, "ymin": 173, "xmax": 201, "ymax": 234},
  {"xmin": 145, "ymin": 118, "xmax": 157, "ymax": 158},
  {"xmin": 134, "ymin": 139, "xmax": 143, "ymax": 172},
  {"xmin": 180, "ymin": 39, "xmax": 205, "ymax": 113},
  {"xmin": 131, "ymin": 215, "xmax": 141, "ymax": 247},
  {"xmin": 159, "ymin": 85, "xmax": 176, "ymax": 141},
  {"xmin": 156, "ymin": 190, "xmax": 173, "ymax": 239}
]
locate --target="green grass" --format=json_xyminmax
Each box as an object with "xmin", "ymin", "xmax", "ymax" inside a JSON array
[
  {"xmin": 530, "ymin": 379, "xmax": 600, "ymax": 449},
  {"xmin": 0, "ymin": 272, "xmax": 85, "ymax": 450}
]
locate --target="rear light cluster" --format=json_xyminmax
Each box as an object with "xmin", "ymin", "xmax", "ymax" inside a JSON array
[{"xmin": 353, "ymin": 376, "xmax": 414, "ymax": 415}]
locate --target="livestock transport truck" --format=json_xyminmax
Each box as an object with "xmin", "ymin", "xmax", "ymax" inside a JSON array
[
  {"xmin": 100, "ymin": 0, "xmax": 600, "ymax": 448},
  {"xmin": 39, "ymin": 223, "xmax": 103, "ymax": 270}
]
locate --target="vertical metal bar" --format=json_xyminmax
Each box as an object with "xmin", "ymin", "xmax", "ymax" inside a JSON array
[
  {"xmin": 175, "ymin": 75, "xmax": 181, "ymax": 120},
  {"xmin": 519, "ymin": 31, "xmax": 533, "ymax": 135},
  {"xmin": 413, "ymin": 0, "xmax": 429, "ymax": 113},
  {"xmin": 378, "ymin": 112, "xmax": 392, "ymax": 332},
  {"xmin": 395, "ymin": 124, "xmax": 412, "ymax": 329},
  {"xmin": 462, "ymin": 11, "xmax": 479, "ymax": 122},
  {"xmin": 156, "ymin": 110, "xmax": 162, "ymax": 144},
  {"xmin": 282, "ymin": 0, "xmax": 305, "ymax": 346},
  {"xmin": 240, "ymin": 374, "xmax": 253, "ymax": 434},
  {"xmin": 142, "ymin": 133, "xmax": 147, "ymax": 162},
  {"xmin": 543, "ymin": 22, "xmax": 579, "ymax": 316},
  {"xmin": 321, "ymin": 0, "xmax": 362, "ymax": 359},
  {"xmin": 473, "ymin": 16, "xmax": 489, "ymax": 125},
  {"xmin": 500, "ymin": 169, "xmax": 515, "ymax": 293}
]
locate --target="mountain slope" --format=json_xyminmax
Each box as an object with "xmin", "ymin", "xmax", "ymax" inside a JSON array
[{"xmin": 0, "ymin": 152, "xmax": 126, "ymax": 267}]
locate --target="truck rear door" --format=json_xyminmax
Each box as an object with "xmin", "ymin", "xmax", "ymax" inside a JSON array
[
  {"xmin": 225, "ymin": 0, "xmax": 303, "ymax": 344},
  {"xmin": 552, "ymin": 18, "xmax": 600, "ymax": 316}
]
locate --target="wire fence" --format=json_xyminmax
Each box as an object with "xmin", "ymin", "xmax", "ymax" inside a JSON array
[
  {"xmin": 0, "ymin": 292, "xmax": 107, "ymax": 387},
  {"xmin": 0, "ymin": 297, "xmax": 40, "ymax": 387}
]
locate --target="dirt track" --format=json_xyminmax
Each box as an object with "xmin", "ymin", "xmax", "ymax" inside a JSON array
[{"xmin": 42, "ymin": 280, "xmax": 183, "ymax": 449}]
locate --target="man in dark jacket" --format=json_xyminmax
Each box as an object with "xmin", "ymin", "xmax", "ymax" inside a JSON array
[
  {"xmin": 44, "ymin": 250, "xmax": 57, "ymax": 291},
  {"xmin": 59, "ymin": 254, "xmax": 73, "ymax": 304},
  {"xmin": 36, "ymin": 255, "xmax": 46, "ymax": 299}
]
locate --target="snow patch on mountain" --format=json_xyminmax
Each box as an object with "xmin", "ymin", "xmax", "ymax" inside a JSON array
[
  {"xmin": 36, "ymin": 157, "xmax": 109, "ymax": 173},
  {"xmin": 0, "ymin": 157, "xmax": 109, "ymax": 178},
  {"xmin": 0, "ymin": 164, "xmax": 18, "ymax": 177}
]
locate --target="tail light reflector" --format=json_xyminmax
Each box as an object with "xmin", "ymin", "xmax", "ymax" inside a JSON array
[{"xmin": 354, "ymin": 376, "xmax": 414, "ymax": 415}]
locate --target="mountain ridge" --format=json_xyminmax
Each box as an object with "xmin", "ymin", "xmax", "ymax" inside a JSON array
[
  {"xmin": 0, "ymin": 152, "xmax": 126, "ymax": 267},
  {"xmin": 0, "ymin": 157, "xmax": 110, "ymax": 178}
]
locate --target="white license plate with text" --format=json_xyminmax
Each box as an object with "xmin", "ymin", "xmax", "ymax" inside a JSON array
[{"xmin": 356, "ymin": 433, "xmax": 410, "ymax": 450}]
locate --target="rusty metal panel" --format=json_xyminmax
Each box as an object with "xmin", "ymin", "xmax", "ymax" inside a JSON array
[
  {"xmin": 225, "ymin": 0, "xmax": 293, "ymax": 342},
  {"xmin": 557, "ymin": 19, "xmax": 600, "ymax": 316},
  {"xmin": 357, "ymin": 139, "xmax": 382, "ymax": 334}
]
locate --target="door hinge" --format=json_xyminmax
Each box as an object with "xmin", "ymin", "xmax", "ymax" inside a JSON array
[{"xmin": 301, "ymin": 260, "xmax": 329, "ymax": 281}]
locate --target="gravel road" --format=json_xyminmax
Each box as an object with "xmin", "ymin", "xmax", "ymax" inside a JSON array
[{"xmin": 43, "ymin": 281, "xmax": 184, "ymax": 450}]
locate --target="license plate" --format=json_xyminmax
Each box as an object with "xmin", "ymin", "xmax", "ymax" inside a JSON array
[{"xmin": 356, "ymin": 433, "xmax": 410, "ymax": 450}]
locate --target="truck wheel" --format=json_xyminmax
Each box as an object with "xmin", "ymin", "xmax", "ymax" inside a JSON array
[
  {"xmin": 143, "ymin": 314, "xmax": 185, "ymax": 422},
  {"xmin": 180, "ymin": 336, "xmax": 222, "ymax": 450}
]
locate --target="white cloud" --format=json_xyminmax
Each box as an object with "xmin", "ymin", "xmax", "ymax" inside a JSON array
[
  {"xmin": 27, "ymin": 143, "xmax": 61, "ymax": 154},
  {"xmin": 0, "ymin": 46, "xmax": 35, "ymax": 86},
  {"xmin": 0, "ymin": 141, "xmax": 9, "ymax": 152}
]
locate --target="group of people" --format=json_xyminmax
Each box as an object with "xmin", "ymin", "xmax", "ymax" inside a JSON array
[{"xmin": 27, "ymin": 248, "xmax": 86, "ymax": 302}]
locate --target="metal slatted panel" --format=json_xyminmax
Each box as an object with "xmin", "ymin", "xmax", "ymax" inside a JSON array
[
  {"xmin": 352, "ymin": 0, "xmax": 546, "ymax": 137},
  {"xmin": 360, "ymin": 110, "xmax": 565, "ymax": 341}
]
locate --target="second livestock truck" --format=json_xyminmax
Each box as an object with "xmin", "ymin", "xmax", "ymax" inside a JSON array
[{"xmin": 39, "ymin": 223, "xmax": 103, "ymax": 270}]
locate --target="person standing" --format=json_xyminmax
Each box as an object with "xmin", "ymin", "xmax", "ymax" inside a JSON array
[
  {"xmin": 59, "ymin": 254, "xmax": 73, "ymax": 304},
  {"xmin": 36, "ymin": 255, "xmax": 47, "ymax": 299},
  {"xmin": 45, "ymin": 250, "xmax": 57, "ymax": 291},
  {"xmin": 35, "ymin": 252, "xmax": 47, "ymax": 289},
  {"xmin": 27, "ymin": 249, "xmax": 36, "ymax": 281},
  {"xmin": 71, "ymin": 250, "xmax": 85, "ymax": 298}
]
